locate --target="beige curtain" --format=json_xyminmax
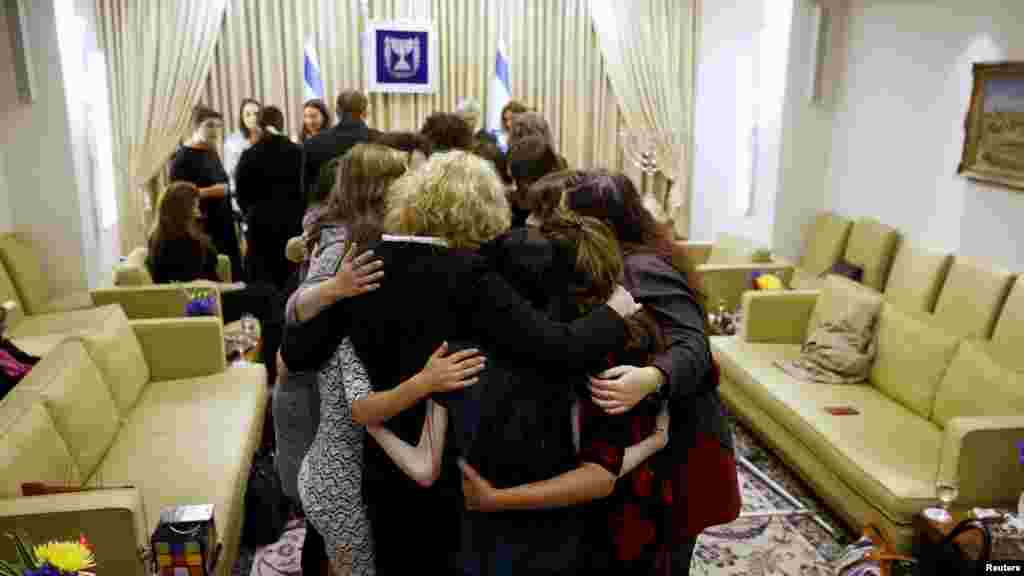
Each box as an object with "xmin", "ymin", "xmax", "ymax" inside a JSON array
[
  {"xmin": 589, "ymin": 0, "xmax": 697, "ymax": 236},
  {"xmin": 96, "ymin": 0, "xmax": 229, "ymax": 253},
  {"xmin": 203, "ymin": 0, "xmax": 623, "ymax": 171}
]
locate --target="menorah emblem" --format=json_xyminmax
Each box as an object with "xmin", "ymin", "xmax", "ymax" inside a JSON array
[{"xmin": 384, "ymin": 36, "xmax": 421, "ymax": 79}]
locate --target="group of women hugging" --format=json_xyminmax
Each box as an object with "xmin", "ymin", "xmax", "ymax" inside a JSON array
[
  {"xmin": 145, "ymin": 92, "xmax": 741, "ymax": 575},
  {"xmin": 281, "ymin": 145, "xmax": 741, "ymax": 574}
]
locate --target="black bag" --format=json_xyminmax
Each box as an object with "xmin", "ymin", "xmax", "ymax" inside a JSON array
[
  {"xmin": 240, "ymin": 448, "xmax": 289, "ymax": 547},
  {"xmin": 915, "ymin": 518, "xmax": 991, "ymax": 575}
]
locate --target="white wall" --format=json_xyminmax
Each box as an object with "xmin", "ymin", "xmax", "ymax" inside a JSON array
[
  {"xmin": 691, "ymin": 0, "xmax": 791, "ymax": 249},
  {"xmin": 0, "ymin": 0, "xmax": 89, "ymax": 296},
  {"xmin": 827, "ymin": 0, "xmax": 1024, "ymax": 271},
  {"xmin": 773, "ymin": 0, "xmax": 845, "ymax": 261}
]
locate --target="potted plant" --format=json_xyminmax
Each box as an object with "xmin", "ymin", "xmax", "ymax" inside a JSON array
[{"xmin": 0, "ymin": 533, "xmax": 96, "ymax": 576}]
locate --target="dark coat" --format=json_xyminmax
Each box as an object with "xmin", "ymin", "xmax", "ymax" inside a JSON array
[
  {"xmin": 235, "ymin": 134, "xmax": 305, "ymax": 288},
  {"xmin": 280, "ymin": 238, "xmax": 628, "ymax": 573},
  {"xmin": 301, "ymin": 117, "xmax": 370, "ymax": 199}
]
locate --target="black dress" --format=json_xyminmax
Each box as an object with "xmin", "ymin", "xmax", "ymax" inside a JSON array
[
  {"xmin": 235, "ymin": 134, "xmax": 305, "ymax": 288},
  {"xmin": 280, "ymin": 238, "xmax": 629, "ymax": 575},
  {"xmin": 168, "ymin": 145, "xmax": 244, "ymax": 282}
]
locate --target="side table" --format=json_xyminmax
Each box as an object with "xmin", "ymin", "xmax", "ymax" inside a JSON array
[{"xmin": 913, "ymin": 508, "xmax": 1024, "ymax": 562}]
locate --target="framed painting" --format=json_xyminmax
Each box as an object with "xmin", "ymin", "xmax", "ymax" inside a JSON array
[{"xmin": 958, "ymin": 62, "xmax": 1024, "ymax": 191}]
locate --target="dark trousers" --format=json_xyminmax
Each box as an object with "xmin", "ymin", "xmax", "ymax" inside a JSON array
[{"xmin": 301, "ymin": 522, "xmax": 328, "ymax": 575}]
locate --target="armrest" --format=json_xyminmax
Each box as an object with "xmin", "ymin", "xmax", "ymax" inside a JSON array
[
  {"xmin": 740, "ymin": 290, "xmax": 819, "ymax": 344},
  {"xmin": 676, "ymin": 240, "xmax": 712, "ymax": 265},
  {"xmin": 92, "ymin": 284, "xmax": 225, "ymax": 321},
  {"xmin": 0, "ymin": 488, "xmax": 148, "ymax": 575},
  {"xmin": 131, "ymin": 317, "xmax": 226, "ymax": 381},
  {"xmin": 938, "ymin": 415, "xmax": 1024, "ymax": 507},
  {"xmin": 697, "ymin": 262, "xmax": 795, "ymax": 312},
  {"xmin": 40, "ymin": 291, "xmax": 95, "ymax": 314},
  {"xmin": 217, "ymin": 254, "xmax": 232, "ymax": 283}
]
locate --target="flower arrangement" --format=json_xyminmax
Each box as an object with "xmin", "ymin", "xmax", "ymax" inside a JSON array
[
  {"xmin": 0, "ymin": 534, "xmax": 95, "ymax": 576},
  {"xmin": 183, "ymin": 285, "xmax": 219, "ymax": 317}
]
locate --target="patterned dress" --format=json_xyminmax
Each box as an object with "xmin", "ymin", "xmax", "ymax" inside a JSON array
[{"xmin": 294, "ymin": 225, "xmax": 376, "ymax": 575}]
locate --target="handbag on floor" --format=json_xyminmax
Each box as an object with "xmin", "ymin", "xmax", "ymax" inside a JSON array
[
  {"xmin": 914, "ymin": 518, "xmax": 991, "ymax": 575},
  {"xmin": 241, "ymin": 448, "xmax": 289, "ymax": 547}
]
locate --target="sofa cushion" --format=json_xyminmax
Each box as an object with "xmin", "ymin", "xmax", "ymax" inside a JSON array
[
  {"xmin": 0, "ymin": 234, "xmax": 50, "ymax": 315},
  {"xmin": 808, "ymin": 274, "xmax": 883, "ymax": 338},
  {"xmin": 799, "ymin": 212, "xmax": 853, "ymax": 276},
  {"xmin": 843, "ymin": 219, "xmax": 899, "ymax": 292},
  {"xmin": 991, "ymin": 277, "xmax": 1023, "ymax": 350},
  {"xmin": 86, "ymin": 362, "xmax": 268, "ymax": 540},
  {"xmin": 0, "ymin": 261, "xmax": 25, "ymax": 327},
  {"xmin": 707, "ymin": 233, "xmax": 757, "ymax": 264},
  {"xmin": 114, "ymin": 247, "xmax": 154, "ymax": 286},
  {"xmin": 5, "ymin": 304, "xmax": 122, "ymax": 340},
  {"xmin": 41, "ymin": 291, "xmax": 95, "ymax": 314},
  {"xmin": 883, "ymin": 243, "xmax": 951, "ymax": 313},
  {"xmin": 932, "ymin": 257, "xmax": 1013, "ymax": 339},
  {"xmin": 714, "ymin": 336, "xmax": 943, "ymax": 522},
  {"xmin": 870, "ymin": 304, "xmax": 960, "ymax": 420},
  {"xmin": 0, "ymin": 392, "xmax": 83, "ymax": 499},
  {"xmin": 931, "ymin": 340, "xmax": 1024, "ymax": 429},
  {"xmin": 790, "ymin": 267, "xmax": 826, "ymax": 290},
  {"xmin": 18, "ymin": 340, "xmax": 122, "ymax": 479},
  {"xmin": 77, "ymin": 307, "xmax": 151, "ymax": 417}
]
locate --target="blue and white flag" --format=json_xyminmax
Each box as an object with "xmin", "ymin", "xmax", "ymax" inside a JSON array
[
  {"xmin": 487, "ymin": 39, "xmax": 512, "ymax": 150},
  {"xmin": 303, "ymin": 37, "xmax": 324, "ymax": 101}
]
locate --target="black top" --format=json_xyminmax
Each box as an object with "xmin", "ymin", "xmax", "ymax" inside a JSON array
[
  {"xmin": 448, "ymin": 228, "xmax": 631, "ymax": 573},
  {"xmin": 301, "ymin": 117, "xmax": 370, "ymax": 199},
  {"xmin": 280, "ymin": 239, "xmax": 628, "ymax": 573},
  {"xmin": 168, "ymin": 145, "xmax": 243, "ymax": 281},
  {"xmin": 146, "ymin": 237, "xmax": 220, "ymax": 284}
]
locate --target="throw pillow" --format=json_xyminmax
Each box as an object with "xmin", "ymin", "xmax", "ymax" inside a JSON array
[{"xmin": 824, "ymin": 259, "xmax": 864, "ymax": 283}]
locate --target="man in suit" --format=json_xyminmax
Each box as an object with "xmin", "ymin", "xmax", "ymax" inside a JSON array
[{"xmin": 302, "ymin": 90, "xmax": 372, "ymax": 200}]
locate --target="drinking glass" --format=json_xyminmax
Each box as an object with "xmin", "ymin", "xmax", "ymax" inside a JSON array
[
  {"xmin": 241, "ymin": 314, "xmax": 258, "ymax": 348},
  {"xmin": 924, "ymin": 481, "xmax": 958, "ymax": 522}
]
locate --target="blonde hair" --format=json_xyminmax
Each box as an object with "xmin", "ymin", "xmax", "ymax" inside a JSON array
[{"xmin": 385, "ymin": 150, "xmax": 511, "ymax": 249}]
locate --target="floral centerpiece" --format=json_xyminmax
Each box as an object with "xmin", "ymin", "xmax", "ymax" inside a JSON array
[
  {"xmin": 183, "ymin": 284, "xmax": 219, "ymax": 317},
  {"xmin": 0, "ymin": 534, "xmax": 96, "ymax": 576}
]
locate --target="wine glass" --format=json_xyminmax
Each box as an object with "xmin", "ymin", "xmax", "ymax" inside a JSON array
[{"xmin": 925, "ymin": 481, "xmax": 959, "ymax": 522}]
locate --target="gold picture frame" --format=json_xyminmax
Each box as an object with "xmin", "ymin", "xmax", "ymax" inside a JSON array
[{"xmin": 958, "ymin": 62, "xmax": 1024, "ymax": 191}]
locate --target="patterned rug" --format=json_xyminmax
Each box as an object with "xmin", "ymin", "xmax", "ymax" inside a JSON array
[
  {"xmin": 234, "ymin": 415, "xmax": 856, "ymax": 575},
  {"xmin": 692, "ymin": 417, "xmax": 855, "ymax": 575}
]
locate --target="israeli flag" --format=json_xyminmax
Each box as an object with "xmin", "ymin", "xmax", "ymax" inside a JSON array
[
  {"xmin": 303, "ymin": 37, "xmax": 324, "ymax": 102},
  {"xmin": 487, "ymin": 40, "xmax": 511, "ymax": 151}
]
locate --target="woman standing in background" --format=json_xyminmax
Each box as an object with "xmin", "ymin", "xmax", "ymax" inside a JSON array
[
  {"xmin": 168, "ymin": 105, "xmax": 244, "ymax": 281},
  {"xmin": 301, "ymin": 99, "xmax": 331, "ymax": 142},
  {"xmin": 224, "ymin": 98, "xmax": 262, "ymax": 189}
]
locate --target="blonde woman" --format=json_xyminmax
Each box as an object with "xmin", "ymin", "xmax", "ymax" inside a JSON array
[{"xmin": 281, "ymin": 151, "xmax": 642, "ymax": 573}]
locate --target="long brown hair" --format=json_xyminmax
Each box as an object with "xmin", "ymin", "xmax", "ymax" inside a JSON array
[
  {"xmin": 149, "ymin": 182, "xmax": 213, "ymax": 262},
  {"xmin": 309, "ymin": 143, "xmax": 408, "ymax": 251},
  {"xmin": 535, "ymin": 177, "xmax": 667, "ymax": 363},
  {"xmin": 564, "ymin": 170, "xmax": 708, "ymax": 316}
]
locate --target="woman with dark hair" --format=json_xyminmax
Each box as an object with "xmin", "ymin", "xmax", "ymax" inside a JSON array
[
  {"xmin": 168, "ymin": 105, "xmax": 244, "ymax": 281},
  {"xmin": 420, "ymin": 112, "xmax": 474, "ymax": 153},
  {"xmin": 235, "ymin": 106, "xmax": 305, "ymax": 288},
  {"xmin": 301, "ymin": 99, "xmax": 331, "ymax": 142},
  {"xmin": 565, "ymin": 171, "xmax": 742, "ymax": 574},
  {"xmin": 506, "ymin": 136, "xmax": 566, "ymax": 228},
  {"xmin": 146, "ymin": 181, "xmax": 285, "ymax": 384},
  {"xmin": 224, "ymin": 98, "xmax": 262, "ymax": 191},
  {"xmin": 371, "ymin": 131, "xmax": 433, "ymax": 169}
]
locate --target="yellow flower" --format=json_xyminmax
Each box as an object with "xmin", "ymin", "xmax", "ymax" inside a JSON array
[{"xmin": 32, "ymin": 540, "xmax": 96, "ymax": 572}]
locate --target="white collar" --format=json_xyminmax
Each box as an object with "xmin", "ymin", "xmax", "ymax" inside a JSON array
[{"xmin": 381, "ymin": 234, "xmax": 449, "ymax": 247}]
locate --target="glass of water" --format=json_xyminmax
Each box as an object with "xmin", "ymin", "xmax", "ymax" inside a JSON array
[
  {"xmin": 241, "ymin": 314, "xmax": 258, "ymax": 346},
  {"xmin": 924, "ymin": 481, "xmax": 959, "ymax": 523}
]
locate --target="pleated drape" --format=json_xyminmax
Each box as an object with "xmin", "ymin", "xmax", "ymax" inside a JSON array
[{"xmin": 202, "ymin": 0, "xmax": 624, "ymax": 173}]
